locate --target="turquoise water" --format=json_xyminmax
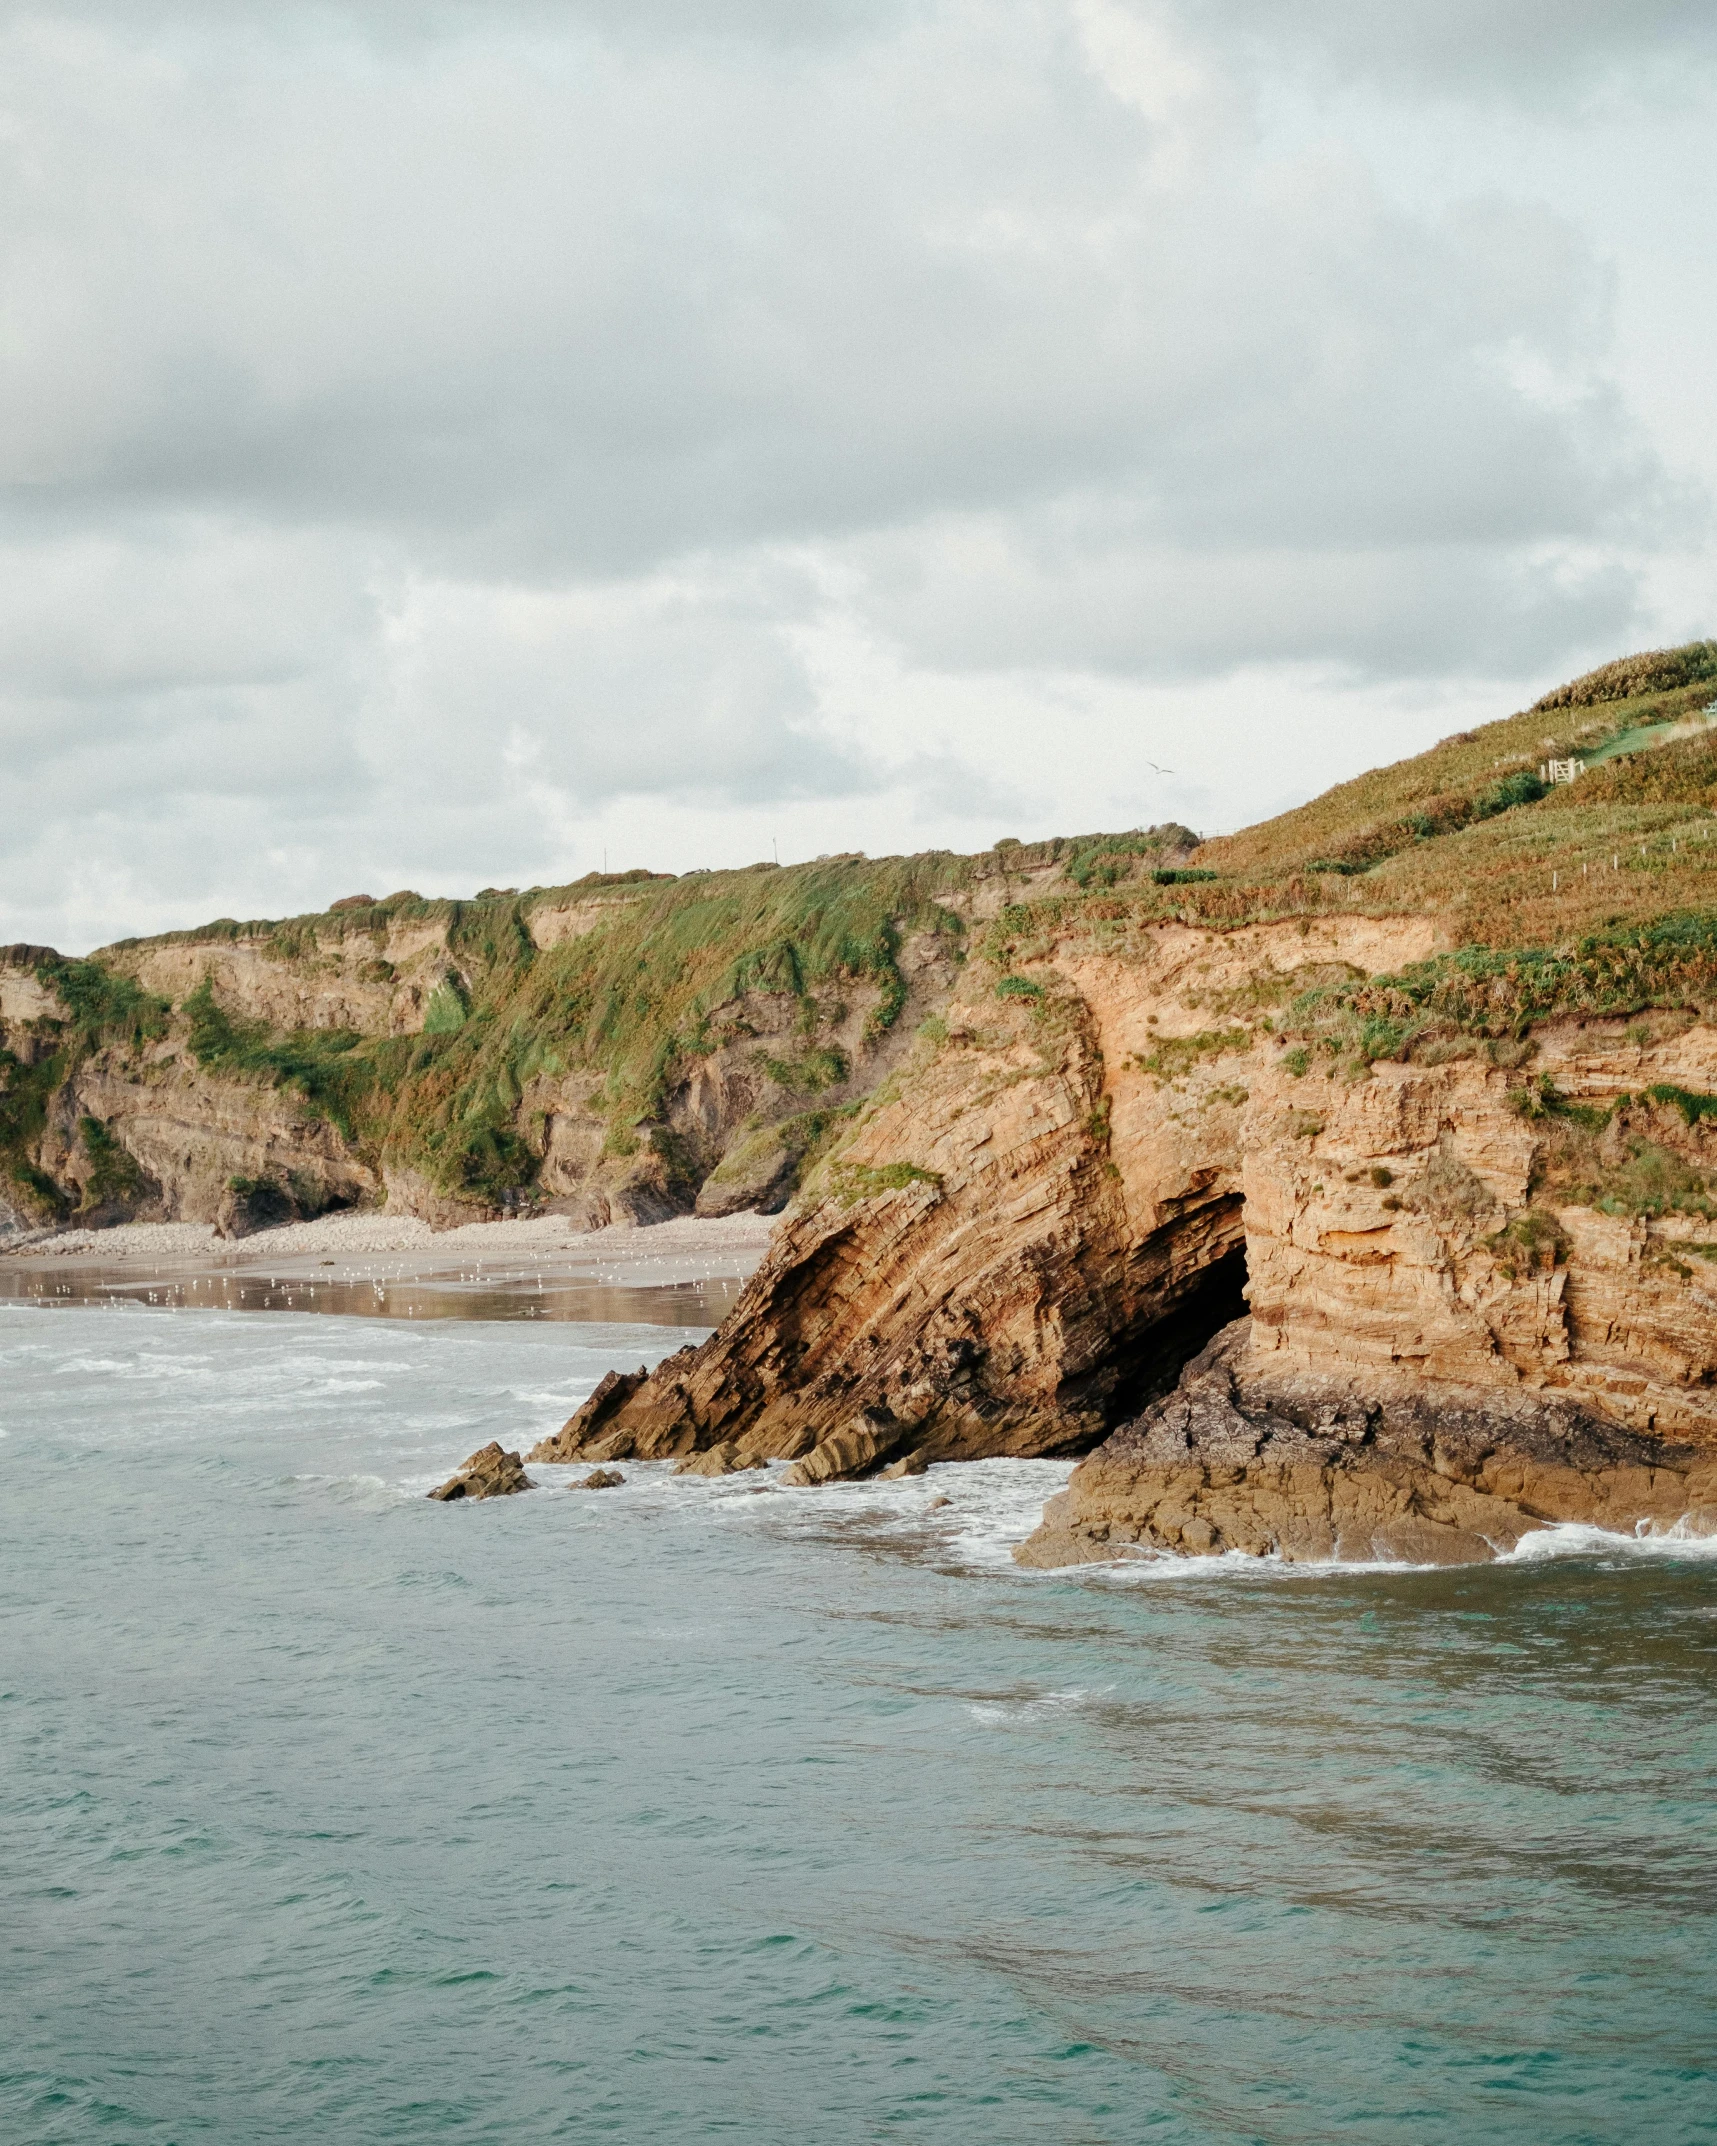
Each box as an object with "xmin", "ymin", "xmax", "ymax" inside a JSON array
[{"xmin": 3, "ymin": 1304, "xmax": 1715, "ymax": 2145}]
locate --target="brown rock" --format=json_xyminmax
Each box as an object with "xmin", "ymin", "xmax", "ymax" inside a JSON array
[
  {"xmin": 673, "ymin": 1443, "xmax": 766, "ymax": 1477},
  {"xmin": 878, "ymin": 1451, "xmax": 929, "ymax": 1479},
  {"xmin": 780, "ymin": 1412, "xmax": 905, "ymax": 1486},
  {"xmin": 573, "ymin": 1467, "xmax": 626, "ymax": 1489},
  {"xmin": 427, "ymin": 1442, "xmax": 534, "ymax": 1501},
  {"xmin": 1014, "ymin": 1321, "xmax": 1717, "ymax": 1568},
  {"xmin": 526, "ymin": 1367, "xmax": 650, "ymax": 1464}
]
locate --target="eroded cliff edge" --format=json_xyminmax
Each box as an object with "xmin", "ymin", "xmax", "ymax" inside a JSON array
[
  {"xmin": 535, "ymin": 926, "xmax": 1717, "ymax": 1557},
  {"xmin": 529, "ymin": 643, "xmax": 1717, "ymax": 1557}
]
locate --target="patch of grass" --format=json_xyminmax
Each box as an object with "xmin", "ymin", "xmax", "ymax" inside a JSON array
[
  {"xmin": 1533, "ymin": 640, "xmax": 1717, "ymax": 712},
  {"xmin": 1286, "ymin": 910, "xmax": 1717, "ymax": 1056},
  {"xmin": 832, "ymin": 1159, "xmax": 943, "ymax": 1204},
  {"xmin": 1137, "ymin": 1028, "xmax": 1251, "ymax": 1081},
  {"xmin": 78, "ymin": 1115, "xmax": 149, "ymax": 1213},
  {"xmin": 995, "ymin": 976, "xmax": 1044, "ymax": 1002},
  {"xmin": 1488, "ymin": 1207, "xmax": 1569, "ymax": 1278},
  {"xmin": 759, "ymin": 1046, "xmax": 849, "ymax": 1094},
  {"xmin": 421, "ymin": 981, "xmax": 468, "ymax": 1035},
  {"xmin": 1644, "ymin": 1082, "xmax": 1717, "ymax": 1127},
  {"xmin": 1065, "ymin": 827, "xmax": 1196, "ymax": 888}
]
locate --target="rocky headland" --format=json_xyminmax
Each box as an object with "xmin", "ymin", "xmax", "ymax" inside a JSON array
[{"xmin": 13, "ymin": 640, "xmax": 1717, "ymax": 1560}]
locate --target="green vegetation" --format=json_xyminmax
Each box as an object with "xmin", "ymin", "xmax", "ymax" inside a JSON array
[
  {"xmin": 1645, "ymin": 1083, "xmax": 1717, "ymax": 1127},
  {"xmin": 421, "ymin": 981, "xmax": 468, "ymax": 1035},
  {"xmin": 831, "ymin": 1159, "xmax": 943, "ymax": 1204},
  {"xmin": 1488, "ymin": 1208, "xmax": 1570, "ymax": 1278},
  {"xmin": 1531, "ymin": 641, "xmax": 1717, "ymax": 712},
  {"xmin": 1065, "ymin": 827, "xmax": 1196, "ymax": 888},
  {"xmin": 78, "ymin": 1115, "xmax": 149, "ymax": 1213},
  {"xmin": 1137, "ymin": 1028, "xmax": 1251, "ymax": 1081},
  {"xmin": 1283, "ymin": 912, "xmax": 1717, "ymax": 1062}
]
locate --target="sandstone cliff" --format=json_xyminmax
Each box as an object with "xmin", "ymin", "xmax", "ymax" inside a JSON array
[
  {"xmin": 16, "ymin": 641, "xmax": 1717, "ymax": 1563},
  {"xmin": 525, "ymin": 641, "xmax": 1717, "ymax": 1556},
  {"xmin": 0, "ymin": 838, "xmax": 1192, "ymax": 1236}
]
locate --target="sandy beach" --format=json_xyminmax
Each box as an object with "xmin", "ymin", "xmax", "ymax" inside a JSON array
[{"xmin": 0, "ymin": 1210, "xmax": 776, "ymax": 1322}]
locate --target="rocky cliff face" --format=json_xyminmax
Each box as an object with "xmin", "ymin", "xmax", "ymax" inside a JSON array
[
  {"xmin": 531, "ymin": 917, "xmax": 1430, "ymax": 1467},
  {"xmin": 0, "ymin": 847, "xmax": 1115, "ymax": 1234},
  {"xmin": 538, "ymin": 906, "xmax": 1717, "ymax": 1558}
]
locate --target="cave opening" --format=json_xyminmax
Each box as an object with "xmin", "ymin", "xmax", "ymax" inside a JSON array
[{"xmin": 1104, "ymin": 1242, "xmax": 1250, "ymax": 1430}]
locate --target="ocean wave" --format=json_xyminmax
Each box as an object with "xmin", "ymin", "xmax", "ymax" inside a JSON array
[{"xmin": 1496, "ymin": 1518, "xmax": 1717, "ymax": 1563}]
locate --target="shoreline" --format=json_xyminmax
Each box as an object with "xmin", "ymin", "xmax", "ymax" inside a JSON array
[{"xmin": 0, "ymin": 1210, "xmax": 775, "ymax": 1320}]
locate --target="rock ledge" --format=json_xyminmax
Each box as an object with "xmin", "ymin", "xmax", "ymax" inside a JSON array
[{"xmin": 1016, "ymin": 1320, "xmax": 1717, "ymax": 1568}]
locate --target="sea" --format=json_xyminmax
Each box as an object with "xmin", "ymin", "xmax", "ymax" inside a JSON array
[{"xmin": 3, "ymin": 1296, "xmax": 1715, "ymax": 2145}]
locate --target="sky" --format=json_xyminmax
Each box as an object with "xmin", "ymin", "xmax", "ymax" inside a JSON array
[{"xmin": 1, "ymin": 0, "xmax": 1713, "ymax": 951}]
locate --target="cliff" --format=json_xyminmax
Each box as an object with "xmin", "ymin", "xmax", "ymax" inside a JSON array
[
  {"xmin": 12, "ymin": 639, "xmax": 1717, "ymax": 1558},
  {"xmin": 0, "ymin": 836, "xmax": 1195, "ymax": 1238},
  {"xmin": 527, "ymin": 640, "xmax": 1717, "ymax": 1557}
]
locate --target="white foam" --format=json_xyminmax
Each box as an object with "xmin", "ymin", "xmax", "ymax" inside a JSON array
[
  {"xmin": 1496, "ymin": 1518, "xmax": 1717, "ymax": 1563},
  {"xmin": 966, "ymin": 1686, "xmax": 1103, "ymax": 1726}
]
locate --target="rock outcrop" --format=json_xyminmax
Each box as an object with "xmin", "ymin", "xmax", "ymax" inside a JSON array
[
  {"xmin": 427, "ymin": 1443, "xmax": 535, "ymax": 1501},
  {"xmin": 529, "ymin": 917, "xmax": 1427, "ymax": 1480},
  {"xmin": 536, "ymin": 912, "xmax": 1717, "ymax": 1556},
  {"xmin": 1015, "ymin": 1321, "xmax": 1717, "ymax": 1566}
]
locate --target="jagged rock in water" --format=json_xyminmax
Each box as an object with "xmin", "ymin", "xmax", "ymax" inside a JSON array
[
  {"xmin": 673, "ymin": 1443, "xmax": 766, "ymax": 1477},
  {"xmin": 1015, "ymin": 1321, "xmax": 1717, "ymax": 1568},
  {"xmin": 526, "ymin": 1367, "xmax": 650, "ymax": 1464},
  {"xmin": 573, "ymin": 1468, "xmax": 626, "ymax": 1490},
  {"xmin": 427, "ymin": 1442, "xmax": 534, "ymax": 1502}
]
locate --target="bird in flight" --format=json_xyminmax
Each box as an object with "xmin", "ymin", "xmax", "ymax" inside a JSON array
[{"xmin": 1144, "ymin": 760, "xmax": 1175, "ymax": 775}]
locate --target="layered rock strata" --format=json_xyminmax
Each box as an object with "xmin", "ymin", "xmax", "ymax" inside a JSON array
[
  {"xmin": 537, "ymin": 916, "xmax": 1717, "ymax": 1562},
  {"xmin": 523, "ymin": 918, "xmax": 1427, "ymax": 1477},
  {"xmin": 1015, "ymin": 1321, "xmax": 1717, "ymax": 1567}
]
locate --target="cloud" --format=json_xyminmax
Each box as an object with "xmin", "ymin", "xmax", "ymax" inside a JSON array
[
  {"xmin": 0, "ymin": 0, "xmax": 1709, "ymax": 947},
  {"xmin": 1164, "ymin": 0, "xmax": 1717, "ymax": 102}
]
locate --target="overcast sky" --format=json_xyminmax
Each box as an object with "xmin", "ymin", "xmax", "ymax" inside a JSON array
[{"xmin": 2, "ymin": 0, "xmax": 1712, "ymax": 951}]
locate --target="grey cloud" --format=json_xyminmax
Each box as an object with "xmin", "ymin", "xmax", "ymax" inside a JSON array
[
  {"xmin": 0, "ymin": 0, "xmax": 1707, "ymax": 949},
  {"xmin": 856, "ymin": 515, "xmax": 1644, "ymax": 684},
  {"xmin": 1166, "ymin": 0, "xmax": 1717, "ymax": 100},
  {"xmin": 387, "ymin": 569, "xmax": 880, "ymax": 809},
  {"xmin": 0, "ymin": 0, "xmax": 918, "ymax": 46},
  {"xmin": 0, "ymin": 4, "xmax": 1670, "ymax": 619}
]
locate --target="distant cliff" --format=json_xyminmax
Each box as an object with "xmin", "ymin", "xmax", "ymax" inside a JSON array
[{"xmin": 0, "ymin": 834, "xmax": 1197, "ymax": 1237}]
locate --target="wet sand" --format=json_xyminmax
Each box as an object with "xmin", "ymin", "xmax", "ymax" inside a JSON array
[{"xmin": 0, "ymin": 1211, "xmax": 774, "ymax": 1324}]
